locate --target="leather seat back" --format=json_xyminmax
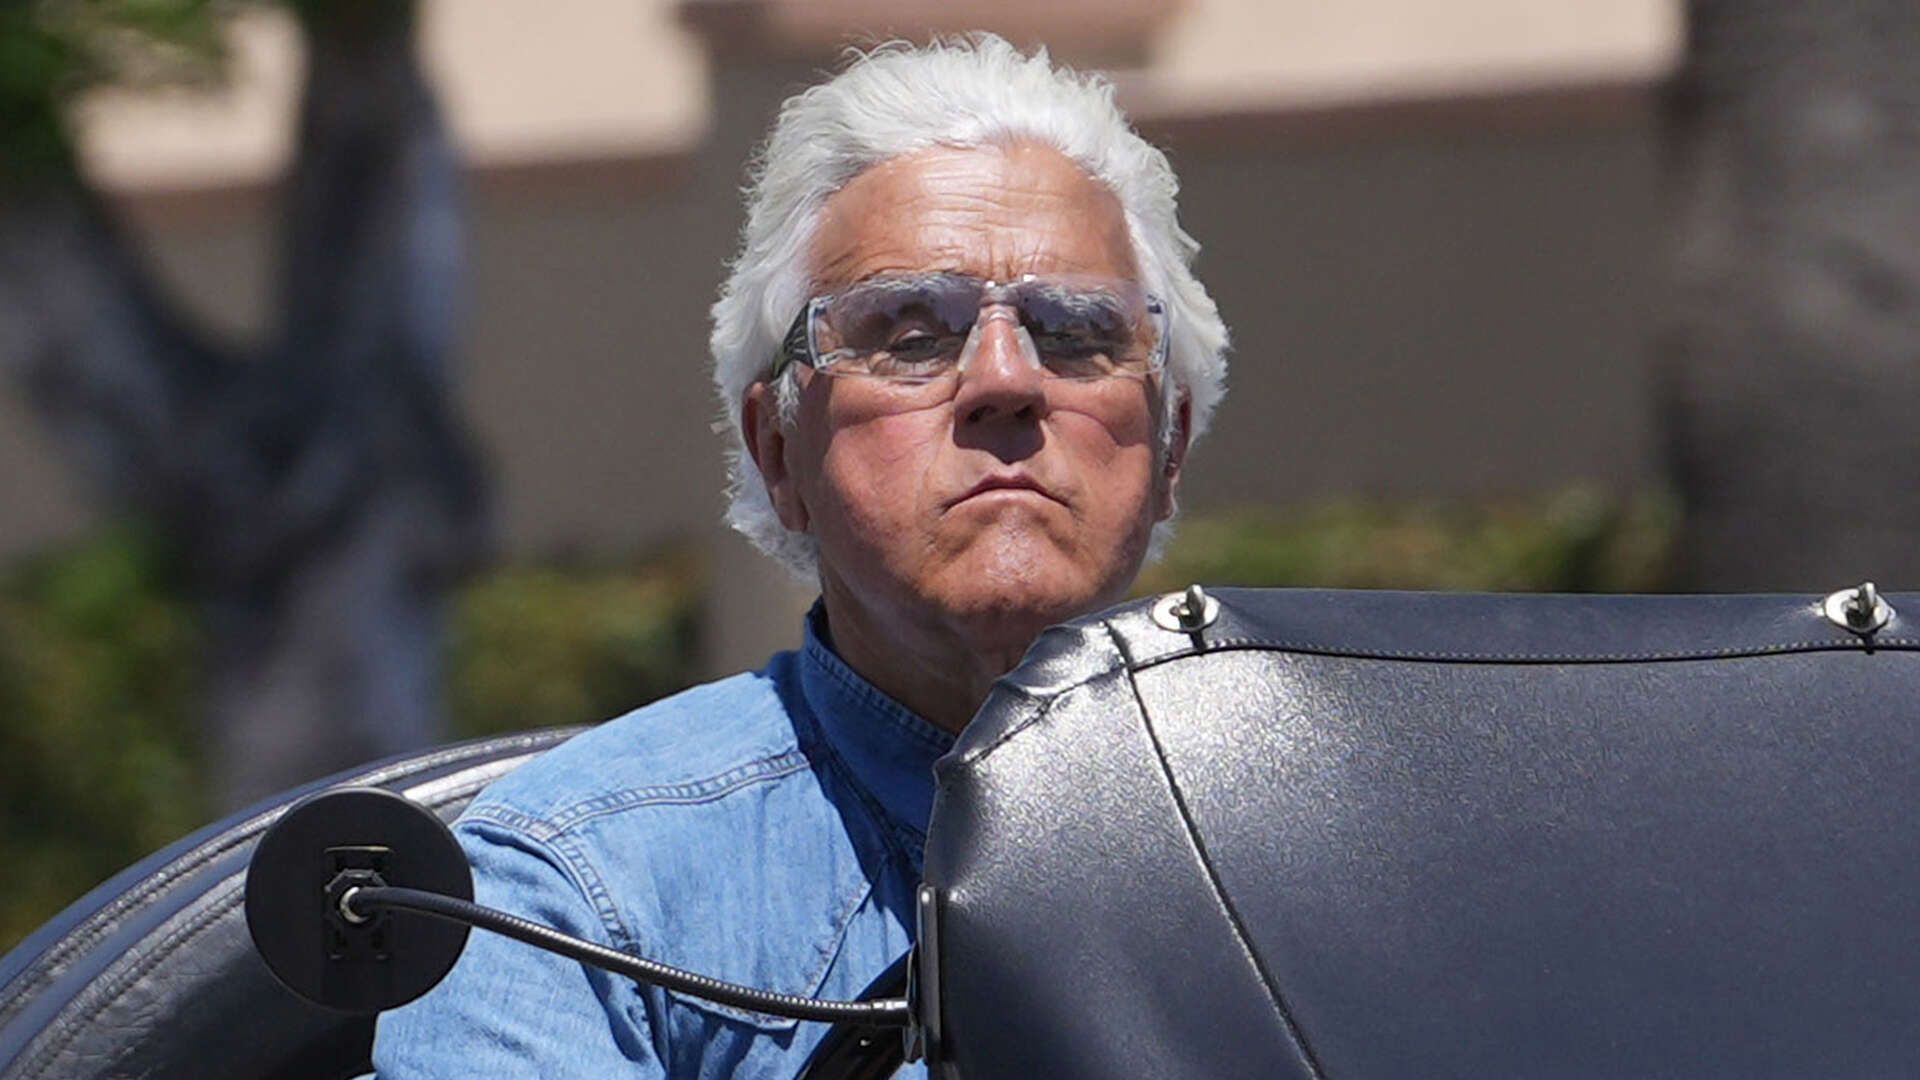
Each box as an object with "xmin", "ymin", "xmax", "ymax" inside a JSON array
[{"xmin": 0, "ymin": 728, "xmax": 580, "ymax": 1080}]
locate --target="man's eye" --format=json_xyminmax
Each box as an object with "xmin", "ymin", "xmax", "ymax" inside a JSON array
[
  {"xmin": 1035, "ymin": 329, "xmax": 1120, "ymax": 361},
  {"xmin": 879, "ymin": 333, "xmax": 956, "ymax": 365},
  {"xmin": 1032, "ymin": 328, "xmax": 1106, "ymax": 354}
]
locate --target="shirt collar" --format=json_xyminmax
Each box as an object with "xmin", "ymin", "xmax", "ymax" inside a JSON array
[{"xmin": 799, "ymin": 603, "xmax": 955, "ymax": 850}]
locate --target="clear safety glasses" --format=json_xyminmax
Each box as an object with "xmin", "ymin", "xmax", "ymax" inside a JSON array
[{"xmin": 772, "ymin": 272, "xmax": 1169, "ymax": 386}]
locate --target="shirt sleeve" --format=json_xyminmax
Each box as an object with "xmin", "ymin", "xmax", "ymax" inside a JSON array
[{"xmin": 366, "ymin": 814, "xmax": 664, "ymax": 1079}]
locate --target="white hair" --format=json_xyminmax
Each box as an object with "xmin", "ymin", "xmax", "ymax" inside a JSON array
[{"xmin": 710, "ymin": 33, "xmax": 1230, "ymax": 577}]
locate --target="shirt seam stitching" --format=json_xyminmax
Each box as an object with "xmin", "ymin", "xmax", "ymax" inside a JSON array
[
  {"xmin": 465, "ymin": 750, "xmax": 814, "ymax": 839},
  {"xmin": 450, "ymin": 815, "xmax": 642, "ymax": 964},
  {"xmin": 544, "ymin": 828, "xmax": 637, "ymax": 951}
]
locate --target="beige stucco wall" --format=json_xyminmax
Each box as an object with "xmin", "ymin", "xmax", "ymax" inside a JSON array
[
  {"xmin": 1153, "ymin": 0, "xmax": 1678, "ymax": 105},
  {"xmin": 69, "ymin": 0, "xmax": 709, "ymax": 193}
]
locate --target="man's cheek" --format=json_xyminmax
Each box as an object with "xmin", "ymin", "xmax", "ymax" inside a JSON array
[{"xmin": 825, "ymin": 419, "xmax": 929, "ymax": 483}]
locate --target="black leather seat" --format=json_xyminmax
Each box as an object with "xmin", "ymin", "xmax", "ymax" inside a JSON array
[
  {"xmin": 920, "ymin": 588, "xmax": 1920, "ymax": 1078},
  {"xmin": 0, "ymin": 728, "xmax": 581, "ymax": 1080}
]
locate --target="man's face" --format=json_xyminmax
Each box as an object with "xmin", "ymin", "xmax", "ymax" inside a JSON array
[{"xmin": 755, "ymin": 141, "xmax": 1184, "ymax": 656}]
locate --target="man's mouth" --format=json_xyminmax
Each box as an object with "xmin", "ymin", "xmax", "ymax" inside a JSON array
[{"xmin": 949, "ymin": 474, "xmax": 1063, "ymax": 508}]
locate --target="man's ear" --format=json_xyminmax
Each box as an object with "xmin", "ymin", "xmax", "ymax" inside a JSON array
[
  {"xmin": 743, "ymin": 382, "xmax": 810, "ymax": 532},
  {"xmin": 1156, "ymin": 393, "xmax": 1192, "ymax": 523}
]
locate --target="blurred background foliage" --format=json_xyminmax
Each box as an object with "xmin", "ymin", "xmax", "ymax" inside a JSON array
[
  {"xmin": 0, "ymin": 530, "xmax": 704, "ymax": 951},
  {"xmin": 0, "ymin": 525, "xmax": 202, "ymax": 952},
  {"xmin": 0, "ymin": 488, "xmax": 1673, "ymax": 952},
  {"xmin": 1136, "ymin": 487, "xmax": 1677, "ymax": 596},
  {"xmin": 0, "ymin": 0, "xmax": 250, "ymax": 172},
  {"xmin": 447, "ymin": 550, "xmax": 702, "ymax": 741}
]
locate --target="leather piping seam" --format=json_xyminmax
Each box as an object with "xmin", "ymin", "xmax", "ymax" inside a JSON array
[
  {"xmin": 1105, "ymin": 621, "xmax": 1330, "ymax": 1080},
  {"xmin": 944, "ymin": 690, "xmax": 1059, "ymax": 771},
  {"xmin": 12, "ymin": 879, "xmax": 242, "ymax": 1080},
  {"xmin": 1129, "ymin": 637, "xmax": 1920, "ymax": 671},
  {"xmin": 944, "ymin": 625, "xmax": 1135, "ymax": 769}
]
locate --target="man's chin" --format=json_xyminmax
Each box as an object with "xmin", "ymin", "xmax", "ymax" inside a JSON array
[
  {"xmin": 958, "ymin": 532, "xmax": 1143, "ymax": 614},
  {"xmin": 927, "ymin": 563, "xmax": 1130, "ymax": 645}
]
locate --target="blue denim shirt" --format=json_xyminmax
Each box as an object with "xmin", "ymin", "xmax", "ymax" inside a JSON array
[{"xmin": 369, "ymin": 610, "xmax": 953, "ymax": 1078}]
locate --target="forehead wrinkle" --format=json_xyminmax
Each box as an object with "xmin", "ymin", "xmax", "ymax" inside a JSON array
[{"xmin": 808, "ymin": 142, "xmax": 1137, "ymax": 294}]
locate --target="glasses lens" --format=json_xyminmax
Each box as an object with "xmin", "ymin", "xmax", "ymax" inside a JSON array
[
  {"xmin": 1011, "ymin": 279, "xmax": 1156, "ymax": 379},
  {"xmin": 809, "ymin": 273, "xmax": 1163, "ymax": 382},
  {"xmin": 814, "ymin": 274, "xmax": 983, "ymax": 380}
]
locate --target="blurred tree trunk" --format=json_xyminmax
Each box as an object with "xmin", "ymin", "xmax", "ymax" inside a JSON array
[
  {"xmin": 1662, "ymin": 0, "xmax": 1920, "ymax": 591},
  {"xmin": 0, "ymin": 1, "xmax": 485, "ymax": 809}
]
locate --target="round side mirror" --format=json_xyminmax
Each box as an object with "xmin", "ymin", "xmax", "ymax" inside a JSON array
[{"xmin": 246, "ymin": 787, "xmax": 473, "ymax": 1012}]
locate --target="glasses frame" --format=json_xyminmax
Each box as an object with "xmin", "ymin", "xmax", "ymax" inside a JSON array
[{"xmin": 771, "ymin": 272, "xmax": 1170, "ymax": 385}]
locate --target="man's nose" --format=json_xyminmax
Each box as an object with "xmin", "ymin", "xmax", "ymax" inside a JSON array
[{"xmin": 953, "ymin": 308, "xmax": 1048, "ymax": 424}]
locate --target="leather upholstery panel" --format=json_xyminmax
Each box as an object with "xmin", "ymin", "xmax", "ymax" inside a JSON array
[
  {"xmin": 925, "ymin": 589, "xmax": 1920, "ymax": 1078},
  {"xmin": 926, "ymin": 627, "xmax": 1319, "ymax": 1080},
  {"xmin": 1138, "ymin": 648, "xmax": 1920, "ymax": 1076}
]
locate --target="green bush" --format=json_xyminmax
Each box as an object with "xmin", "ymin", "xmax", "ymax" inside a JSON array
[
  {"xmin": 1138, "ymin": 488, "xmax": 1676, "ymax": 596},
  {"xmin": 0, "ymin": 526, "xmax": 204, "ymax": 951},
  {"xmin": 0, "ymin": 535, "xmax": 704, "ymax": 954},
  {"xmin": 446, "ymin": 550, "xmax": 703, "ymax": 739}
]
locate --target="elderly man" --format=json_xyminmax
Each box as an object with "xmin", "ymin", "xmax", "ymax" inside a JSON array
[{"xmin": 371, "ymin": 34, "xmax": 1227, "ymax": 1078}]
